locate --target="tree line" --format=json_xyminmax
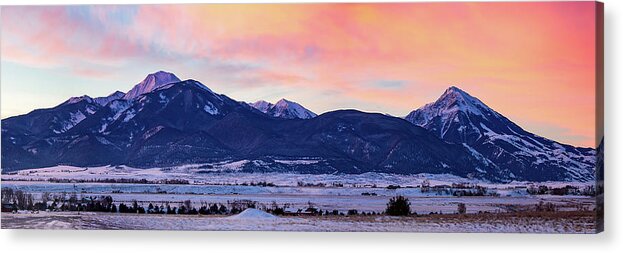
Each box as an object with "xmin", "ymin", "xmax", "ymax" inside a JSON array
[
  {"xmin": 47, "ymin": 178, "xmax": 190, "ymax": 185},
  {"xmin": 527, "ymin": 184, "xmax": 595, "ymax": 196},
  {"xmin": 2, "ymin": 189, "xmax": 474, "ymax": 217}
]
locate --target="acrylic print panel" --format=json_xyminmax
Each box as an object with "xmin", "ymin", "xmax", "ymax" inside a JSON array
[{"xmin": 0, "ymin": 2, "xmax": 604, "ymax": 233}]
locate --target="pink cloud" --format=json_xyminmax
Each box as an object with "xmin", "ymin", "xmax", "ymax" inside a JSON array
[
  {"xmin": 1, "ymin": 6, "xmax": 142, "ymax": 69},
  {"xmin": 0, "ymin": 3, "xmax": 599, "ymax": 146}
]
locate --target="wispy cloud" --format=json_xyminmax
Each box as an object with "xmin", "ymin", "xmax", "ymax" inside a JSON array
[{"xmin": 368, "ymin": 80, "xmax": 407, "ymax": 90}]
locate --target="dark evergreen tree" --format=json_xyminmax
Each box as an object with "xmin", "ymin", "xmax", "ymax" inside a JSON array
[{"xmin": 385, "ymin": 196, "xmax": 411, "ymax": 216}]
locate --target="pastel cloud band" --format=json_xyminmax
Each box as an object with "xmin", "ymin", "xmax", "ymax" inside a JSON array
[{"xmin": 0, "ymin": 2, "xmax": 598, "ymax": 147}]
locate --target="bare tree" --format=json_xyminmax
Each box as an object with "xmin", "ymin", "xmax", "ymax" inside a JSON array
[
  {"xmin": 457, "ymin": 203, "xmax": 467, "ymax": 214},
  {"xmin": 1, "ymin": 188, "xmax": 14, "ymax": 204}
]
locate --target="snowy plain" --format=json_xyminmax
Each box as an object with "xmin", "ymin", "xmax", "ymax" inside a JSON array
[
  {"xmin": 2, "ymin": 165, "xmax": 595, "ymax": 189},
  {"xmin": 1, "ymin": 165, "xmax": 596, "ymax": 215},
  {"xmin": 1, "ymin": 210, "xmax": 595, "ymax": 233}
]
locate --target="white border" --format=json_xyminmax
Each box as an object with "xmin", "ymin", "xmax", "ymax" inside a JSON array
[{"xmin": 0, "ymin": 0, "xmax": 620, "ymax": 252}]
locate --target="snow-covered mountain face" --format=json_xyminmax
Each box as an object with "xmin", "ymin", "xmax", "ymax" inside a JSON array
[
  {"xmin": 2, "ymin": 91, "xmax": 127, "ymax": 147},
  {"xmin": 24, "ymin": 96, "xmax": 100, "ymax": 136},
  {"xmin": 122, "ymin": 71, "xmax": 181, "ymax": 100},
  {"xmin": 2, "ymin": 76, "xmax": 504, "ymax": 181},
  {"xmin": 2, "ymin": 72, "xmax": 180, "ymax": 141},
  {"xmin": 405, "ymin": 86, "xmax": 596, "ymax": 182},
  {"xmin": 64, "ymin": 91, "xmax": 125, "ymax": 107},
  {"xmin": 272, "ymin": 99, "xmax": 317, "ymax": 119},
  {"xmin": 72, "ymin": 79, "xmax": 246, "ymax": 136},
  {"xmin": 62, "ymin": 95, "xmax": 95, "ymax": 106},
  {"xmin": 250, "ymin": 100, "xmax": 273, "ymax": 113},
  {"xmin": 1, "ymin": 74, "xmax": 596, "ymax": 183},
  {"xmin": 250, "ymin": 99, "xmax": 317, "ymax": 119},
  {"xmin": 94, "ymin": 91, "xmax": 125, "ymax": 106}
]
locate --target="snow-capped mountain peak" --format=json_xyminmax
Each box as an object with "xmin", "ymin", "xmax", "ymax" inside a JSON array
[
  {"xmin": 94, "ymin": 91, "xmax": 126, "ymax": 106},
  {"xmin": 432, "ymin": 86, "xmax": 498, "ymax": 118},
  {"xmin": 123, "ymin": 71, "xmax": 181, "ymax": 100},
  {"xmin": 440, "ymin": 86, "xmax": 479, "ymax": 105},
  {"xmin": 249, "ymin": 100, "xmax": 272, "ymax": 113},
  {"xmin": 108, "ymin": 90, "xmax": 126, "ymax": 98},
  {"xmin": 405, "ymin": 86, "xmax": 509, "ymax": 135},
  {"xmin": 271, "ymin": 98, "xmax": 317, "ymax": 119},
  {"xmin": 62, "ymin": 95, "xmax": 94, "ymax": 105},
  {"xmin": 250, "ymin": 98, "xmax": 317, "ymax": 119},
  {"xmin": 274, "ymin": 98, "xmax": 294, "ymax": 110},
  {"xmin": 64, "ymin": 90, "xmax": 126, "ymax": 107},
  {"xmin": 404, "ymin": 86, "xmax": 596, "ymax": 182}
]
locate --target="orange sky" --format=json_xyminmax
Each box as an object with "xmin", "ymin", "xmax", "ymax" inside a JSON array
[{"xmin": 1, "ymin": 2, "xmax": 599, "ymax": 147}]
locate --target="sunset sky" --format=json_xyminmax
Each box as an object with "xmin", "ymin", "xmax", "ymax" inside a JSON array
[{"xmin": 0, "ymin": 2, "xmax": 598, "ymax": 147}]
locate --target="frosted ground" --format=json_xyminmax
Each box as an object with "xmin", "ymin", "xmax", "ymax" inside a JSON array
[
  {"xmin": 1, "ymin": 165, "xmax": 597, "ymax": 232},
  {"xmin": 2, "ymin": 164, "xmax": 594, "ymax": 188},
  {"xmin": 1, "ymin": 210, "xmax": 595, "ymax": 233},
  {"xmin": 1, "ymin": 165, "xmax": 595, "ymax": 214}
]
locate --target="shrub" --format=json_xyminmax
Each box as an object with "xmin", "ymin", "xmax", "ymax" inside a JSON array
[
  {"xmin": 271, "ymin": 207, "xmax": 285, "ymax": 215},
  {"xmin": 386, "ymin": 185, "xmax": 401, "ymax": 190},
  {"xmin": 535, "ymin": 201, "xmax": 557, "ymax": 212},
  {"xmin": 457, "ymin": 203, "xmax": 466, "ymax": 214},
  {"xmin": 385, "ymin": 195, "xmax": 411, "ymax": 216}
]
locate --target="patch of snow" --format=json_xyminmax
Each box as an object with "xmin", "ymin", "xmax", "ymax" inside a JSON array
[
  {"xmin": 203, "ymin": 103, "xmax": 219, "ymax": 115},
  {"xmin": 158, "ymin": 92, "xmax": 169, "ymax": 104},
  {"xmin": 142, "ymin": 126, "xmax": 165, "ymax": 140},
  {"xmin": 122, "ymin": 109, "xmax": 137, "ymax": 122},
  {"xmin": 53, "ymin": 111, "xmax": 88, "ymax": 134},
  {"xmin": 226, "ymin": 208, "xmax": 278, "ymax": 220},
  {"xmin": 462, "ymin": 143, "xmax": 495, "ymax": 167},
  {"xmin": 274, "ymin": 159, "xmax": 321, "ymax": 165},
  {"xmin": 95, "ymin": 136, "xmax": 113, "ymax": 145}
]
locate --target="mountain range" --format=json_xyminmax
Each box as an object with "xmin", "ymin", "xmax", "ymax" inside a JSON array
[
  {"xmin": 0, "ymin": 71, "xmax": 596, "ymax": 182},
  {"xmin": 250, "ymin": 99, "xmax": 317, "ymax": 119}
]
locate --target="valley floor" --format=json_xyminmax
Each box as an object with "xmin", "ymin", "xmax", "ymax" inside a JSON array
[
  {"xmin": 1, "ymin": 166, "xmax": 599, "ymax": 233},
  {"xmin": 1, "ymin": 211, "xmax": 596, "ymax": 233}
]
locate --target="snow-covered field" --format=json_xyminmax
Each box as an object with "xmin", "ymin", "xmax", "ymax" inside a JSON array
[
  {"xmin": 1, "ymin": 165, "xmax": 597, "ymax": 232},
  {"xmin": 0, "ymin": 211, "xmax": 595, "ymax": 233},
  {"xmin": 2, "ymin": 165, "xmax": 595, "ymax": 189},
  {"xmin": 1, "ymin": 165, "xmax": 596, "ymax": 214},
  {"xmin": 0, "ymin": 180, "xmax": 595, "ymax": 214}
]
